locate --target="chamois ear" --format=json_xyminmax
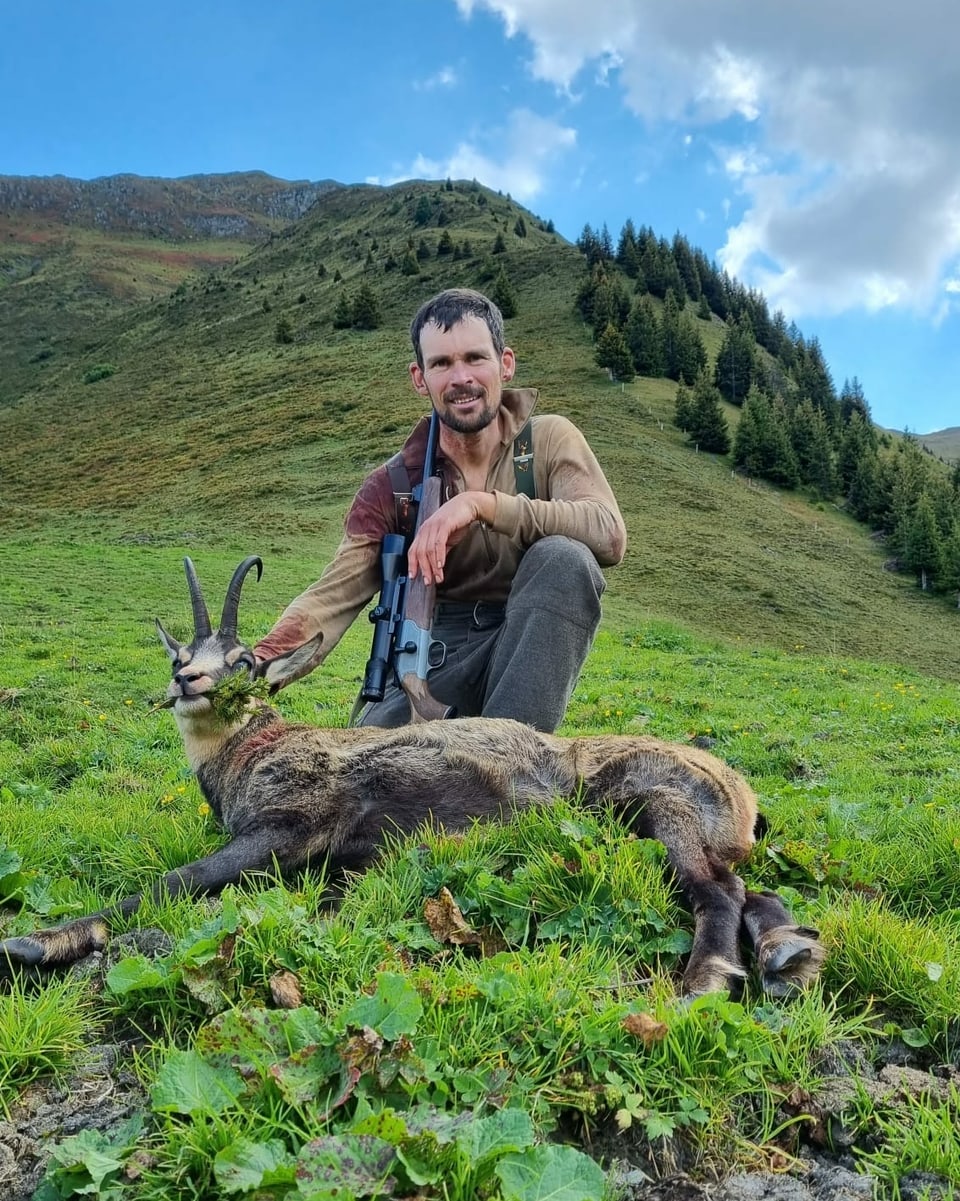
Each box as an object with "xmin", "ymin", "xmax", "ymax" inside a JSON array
[
  {"xmin": 254, "ymin": 634, "xmax": 325, "ymax": 694},
  {"xmin": 156, "ymin": 618, "xmax": 184, "ymax": 662}
]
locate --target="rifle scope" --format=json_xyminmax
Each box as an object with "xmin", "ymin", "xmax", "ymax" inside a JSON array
[{"xmin": 360, "ymin": 533, "xmax": 407, "ymax": 702}]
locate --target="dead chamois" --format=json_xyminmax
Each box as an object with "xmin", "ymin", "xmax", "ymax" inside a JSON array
[{"xmin": 1, "ymin": 557, "xmax": 824, "ymax": 998}]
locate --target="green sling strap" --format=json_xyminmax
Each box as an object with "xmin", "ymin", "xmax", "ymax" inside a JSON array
[{"xmin": 388, "ymin": 417, "xmax": 536, "ymax": 538}]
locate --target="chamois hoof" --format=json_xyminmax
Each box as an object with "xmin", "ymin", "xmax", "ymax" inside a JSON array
[
  {"xmin": 1, "ymin": 936, "xmax": 47, "ymax": 969},
  {"xmin": 0, "ymin": 918, "xmax": 109, "ymax": 974},
  {"xmin": 681, "ymin": 955, "xmax": 748, "ymax": 1002},
  {"xmin": 757, "ymin": 925, "xmax": 825, "ymax": 996}
]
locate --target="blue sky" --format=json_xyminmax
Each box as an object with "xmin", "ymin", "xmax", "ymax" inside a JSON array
[{"xmin": 3, "ymin": 0, "xmax": 958, "ymax": 433}]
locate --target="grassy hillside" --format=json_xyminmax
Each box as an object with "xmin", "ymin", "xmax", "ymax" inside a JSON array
[
  {"xmin": 2, "ymin": 178, "xmax": 958, "ymax": 679},
  {"xmin": 2, "ymin": 178, "xmax": 960, "ymax": 1198},
  {"xmin": 0, "ymin": 171, "xmax": 338, "ymax": 404},
  {"xmin": 920, "ymin": 426, "xmax": 960, "ymax": 463}
]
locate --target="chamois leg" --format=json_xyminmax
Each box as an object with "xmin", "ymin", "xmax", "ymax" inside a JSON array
[
  {"xmin": 663, "ymin": 840, "xmax": 749, "ymax": 999},
  {"xmin": 587, "ymin": 771, "xmax": 749, "ymax": 998},
  {"xmin": 0, "ymin": 829, "xmax": 287, "ymax": 973},
  {"xmin": 742, "ymin": 890, "xmax": 826, "ymax": 997}
]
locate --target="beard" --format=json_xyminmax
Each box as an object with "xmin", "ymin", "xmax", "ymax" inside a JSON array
[{"xmin": 437, "ymin": 385, "xmax": 499, "ymax": 435}]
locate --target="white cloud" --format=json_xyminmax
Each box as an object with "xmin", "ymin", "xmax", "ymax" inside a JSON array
[
  {"xmin": 456, "ymin": 0, "xmax": 960, "ymax": 320},
  {"xmin": 414, "ymin": 67, "xmax": 457, "ymax": 91},
  {"xmin": 388, "ymin": 108, "xmax": 576, "ymax": 201}
]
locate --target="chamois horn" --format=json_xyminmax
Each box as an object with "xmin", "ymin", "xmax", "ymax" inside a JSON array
[
  {"xmin": 219, "ymin": 556, "xmax": 263, "ymax": 638},
  {"xmin": 183, "ymin": 557, "xmax": 212, "ymax": 639}
]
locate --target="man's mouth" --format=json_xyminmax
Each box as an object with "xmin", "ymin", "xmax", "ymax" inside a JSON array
[{"xmin": 445, "ymin": 389, "xmax": 484, "ymax": 406}]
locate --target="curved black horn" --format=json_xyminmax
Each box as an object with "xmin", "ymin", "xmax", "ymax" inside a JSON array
[
  {"xmin": 183, "ymin": 557, "xmax": 212, "ymax": 639},
  {"xmin": 219, "ymin": 556, "xmax": 263, "ymax": 637}
]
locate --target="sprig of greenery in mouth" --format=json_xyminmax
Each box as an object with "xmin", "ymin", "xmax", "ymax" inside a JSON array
[{"xmin": 205, "ymin": 670, "xmax": 272, "ymax": 723}]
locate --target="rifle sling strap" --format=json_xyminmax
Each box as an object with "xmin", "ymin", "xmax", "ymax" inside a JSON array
[{"xmin": 387, "ymin": 417, "xmax": 536, "ymax": 539}]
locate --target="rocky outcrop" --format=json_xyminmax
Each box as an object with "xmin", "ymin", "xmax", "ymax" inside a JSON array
[{"xmin": 0, "ymin": 171, "xmax": 342, "ymax": 240}]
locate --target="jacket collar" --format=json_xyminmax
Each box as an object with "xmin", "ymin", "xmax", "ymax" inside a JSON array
[{"xmin": 400, "ymin": 388, "xmax": 539, "ymax": 466}]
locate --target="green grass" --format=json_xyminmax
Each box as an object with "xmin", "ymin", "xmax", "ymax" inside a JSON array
[
  {"xmin": 2, "ymin": 540, "xmax": 959, "ymax": 1197},
  {"xmin": 3, "ymin": 176, "xmax": 960, "ymax": 1196}
]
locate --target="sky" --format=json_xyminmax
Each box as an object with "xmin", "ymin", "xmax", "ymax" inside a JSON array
[{"xmin": 2, "ymin": 1, "xmax": 958, "ymax": 434}]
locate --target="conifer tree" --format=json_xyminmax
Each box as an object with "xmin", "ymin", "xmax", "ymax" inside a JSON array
[
  {"xmin": 674, "ymin": 382, "xmax": 694, "ymax": 430},
  {"xmin": 491, "ymin": 267, "xmax": 518, "ymax": 319},
  {"xmin": 595, "ymin": 323, "xmax": 635, "ymax": 382},
  {"xmin": 332, "ymin": 292, "xmax": 353, "ymax": 329},
  {"xmin": 687, "ymin": 369, "xmax": 730, "ymax": 453},
  {"xmin": 624, "ymin": 297, "xmax": 663, "ymax": 376},
  {"xmin": 351, "ymin": 282, "xmax": 382, "ymax": 330},
  {"xmin": 437, "ymin": 230, "xmax": 454, "ymax": 255},
  {"xmin": 732, "ymin": 390, "xmax": 799, "ymax": 487},
  {"xmin": 274, "ymin": 314, "xmax": 294, "ymax": 344},
  {"xmin": 492, "ymin": 231, "xmax": 507, "ymax": 254},
  {"xmin": 714, "ymin": 316, "xmax": 755, "ymax": 405},
  {"xmin": 413, "ymin": 195, "xmax": 432, "ymax": 226},
  {"xmin": 674, "ymin": 317, "xmax": 708, "ymax": 385},
  {"xmin": 400, "ymin": 251, "xmax": 420, "ymax": 276},
  {"xmin": 941, "ymin": 520, "xmax": 960, "ymax": 607},
  {"xmin": 417, "ymin": 238, "xmax": 432, "ymax": 262},
  {"xmin": 838, "ymin": 410, "xmax": 878, "ymax": 494},
  {"xmin": 903, "ymin": 493, "xmax": 944, "ymax": 590},
  {"xmin": 513, "ymin": 215, "xmax": 527, "ymax": 237}
]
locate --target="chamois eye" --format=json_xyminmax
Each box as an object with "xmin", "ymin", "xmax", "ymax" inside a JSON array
[{"xmin": 235, "ymin": 652, "xmax": 256, "ymax": 673}]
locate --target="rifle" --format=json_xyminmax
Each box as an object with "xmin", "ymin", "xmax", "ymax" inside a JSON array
[{"xmin": 359, "ymin": 411, "xmax": 454, "ymax": 723}]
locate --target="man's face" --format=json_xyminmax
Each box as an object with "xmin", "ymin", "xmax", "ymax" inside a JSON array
[{"xmin": 410, "ymin": 315, "xmax": 515, "ymax": 436}]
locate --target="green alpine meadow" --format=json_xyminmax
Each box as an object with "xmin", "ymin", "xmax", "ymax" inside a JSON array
[{"xmin": 1, "ymin": 176, "xmax": 959, "ymax": 1200}]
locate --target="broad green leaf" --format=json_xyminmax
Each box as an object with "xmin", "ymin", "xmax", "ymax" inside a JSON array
[
  {"xmin": 0, "ymin": 847, "xmax": 22, "ymax": 879},
  {"xmin": 297, "ymin": 1133, "xmax": 396, "ymax": 1197},
  {"xmin": 105, "ymin": 953, "xmax": 170, "ymax": 995},
  {"xmin": 269, "ymin": 1045, "xmax": 340, "ymax": 1105},
  {"xmin": 214, "ymin": 1136, "xmax": 295, "ymax": 1194},
  {"xmin": 496, "ymin": 1145, "xmax": 606, "ymax": 1201},
  {"xmin": 456, "ymin": 1108, "xmax": 535, "ymax": 1165},
  {"xmin": 901, "ymin": 1026, "xmax": 930, "ymax": 1048},
  {"xmin": 925, "ymin": 961, "xmax": 944, "ymax": 982},
  {"xmin": 344, "ymin": 972, "xmax": 422, "ymax": 1040},
  {"xmin": 151, "ymin": 1048, "xmax": 245, "ymax": 1115}
]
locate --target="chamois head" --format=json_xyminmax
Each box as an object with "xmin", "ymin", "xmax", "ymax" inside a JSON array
[
  {"xmin": 155, "ymin": 557, "xmax": 325, "ymax": 725},
  {"xmin": 155, "ymin": 556, "xmax": 263, "ymax": 718}
]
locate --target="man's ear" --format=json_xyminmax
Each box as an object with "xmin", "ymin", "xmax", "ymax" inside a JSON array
[
  {"xmin": 500, "ymin": 346, "xmax": 516, "ymax": 382},
  {"xmin": 409, "ymin": 361, "xmax": 429, "ymax": 396},
  {"xmin": 254, "ymin": 633, "xmax": 325, "ymax": 694}
]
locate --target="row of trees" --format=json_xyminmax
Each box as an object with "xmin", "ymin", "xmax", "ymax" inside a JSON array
[{"xmin": 576, "ymin": 218, "xmax": 960, "ymax": 603}]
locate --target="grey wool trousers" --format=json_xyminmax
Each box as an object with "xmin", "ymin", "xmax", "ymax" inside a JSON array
[{"xmin": 355, "ymin": 535, "xmax": 605, "ymax": 733}]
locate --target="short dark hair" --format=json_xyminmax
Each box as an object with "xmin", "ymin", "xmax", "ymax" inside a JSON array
[{"xmin": 410, "ymin": 288, "xmax": 505, "ymax": 369}]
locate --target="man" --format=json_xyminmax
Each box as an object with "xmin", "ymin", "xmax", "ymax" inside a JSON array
[{"xmin": 255, "ymin": 287, "xmax": 626, "ymax": 731}]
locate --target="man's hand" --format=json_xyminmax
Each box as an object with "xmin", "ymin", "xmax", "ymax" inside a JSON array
[{"xmin": 408, "ymin": 491, "xmax": 496, "ymax": 586}]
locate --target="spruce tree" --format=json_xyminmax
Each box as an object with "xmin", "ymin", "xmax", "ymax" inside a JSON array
[
  {"xmin": 513, "ymin": 215, "xmax": 527, "ymax": 237},
  {"xmin": 492, "ymin": 231, "xmax": 507, "ymax": 254},
  {"xmin": 351, "ymin": 282, "xmax": 382, "ymax": 330},
  {"xmin": 332, "ymin": 293, "xmax": 353, "ymax": 329},
  {"xmin": 491, "ymin": 267, "xmax": 518, "ymax": 319},
  {"xmin": 687, "ymin": 369, "xmax": 730, "ymax": 454},
  {"xmin": 413, "ymin": 195, "xmax": 432, "ymax": 226},
  {"xmin": 903, "ymin": 493, "xmax": 944, "ymax": 590},
  {"xmin": 595, "ymin": 323, "xmax": 635, "ymax": 382},
  {"xmin": 400, "ymin": 251, "xmax": 420, "ymax": 276},
  {"xmin": 437, "ymin": 230, "xmax": 454, "ymax": 256},
  {"xmin": 714, "ymin": 316, "xmax": 755, "ymax": 405},
  {"xmin": 274, "ymin": 314, "xmax": 294, "ymax": 344},
  {"xmin": 625, "ymin": 297, "xmax": 663, "ymax": 376},
  {"xmin": 674, "ymin": 382, "xmax": 694, "ymax": 431}
]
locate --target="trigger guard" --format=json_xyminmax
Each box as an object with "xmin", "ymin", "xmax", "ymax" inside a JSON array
[{"xmin": 428, "ymin": 639, "xmax": 447, "ymax": 669}]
